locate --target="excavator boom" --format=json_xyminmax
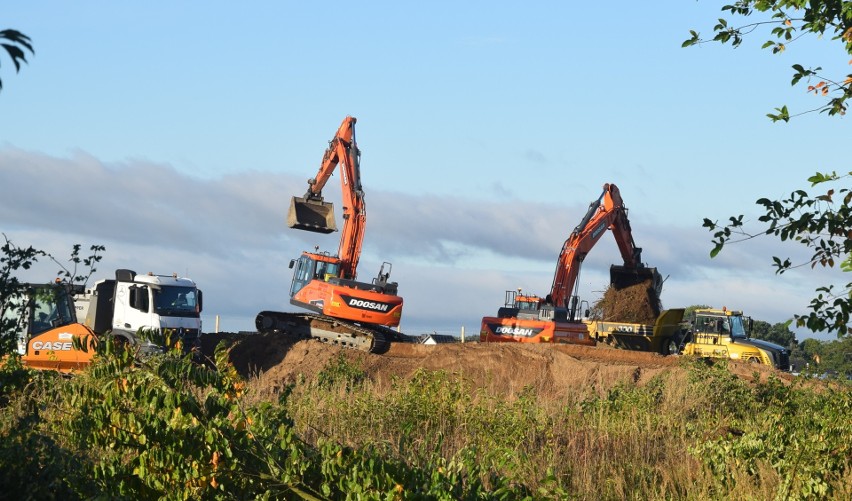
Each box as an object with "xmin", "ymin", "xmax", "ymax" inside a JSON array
[
  {"xmin": 287, "ymin": 116, "xmax": 363, "ymax": 277},
  {"xmin": 481, "ymin": 182, "xmax": 661, "ymax": 344},
  {"xmin": 550, "ymin": 183, "xmax": 661, "ymax": 317}
]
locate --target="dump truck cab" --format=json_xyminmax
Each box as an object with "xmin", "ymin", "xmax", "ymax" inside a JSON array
[{"xmin": 682, "ymin": 307, "xmax": 790, "ymax": 370}]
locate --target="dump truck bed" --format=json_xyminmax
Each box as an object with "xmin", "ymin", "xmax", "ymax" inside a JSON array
[{"xmin": 585, "ymin": 308, "xmax": 685, "ymax": 355}]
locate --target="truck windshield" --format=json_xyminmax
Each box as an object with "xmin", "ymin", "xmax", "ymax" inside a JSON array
[{"xmin": 153, "ymin": 286, "xmax": 199, "ymax": 316}]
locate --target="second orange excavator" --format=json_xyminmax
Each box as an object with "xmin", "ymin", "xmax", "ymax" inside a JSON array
[
  {"xmin": 480, "ymin": 183, "xmax": 662, "ymax": 344},
  {"xmin": 256, "ymin": 116, "xmax": 404, "ymax": 352}
]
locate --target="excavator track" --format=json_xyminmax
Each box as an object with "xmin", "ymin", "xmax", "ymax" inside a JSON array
[{"xmin": 255, "ymin": 311, "xmax": 402, "ymax": 354}]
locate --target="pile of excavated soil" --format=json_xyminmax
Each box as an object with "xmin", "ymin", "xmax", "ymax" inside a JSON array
[
  {"xmin": 588, "ymin": 281, "xmax": 659, "ymax": 324},
  {"xmin": 199, "ymin": 332, "xmax": 791, "ymax": 402}
]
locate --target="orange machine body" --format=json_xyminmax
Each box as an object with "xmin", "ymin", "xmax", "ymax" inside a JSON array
[
  {"xmin": 5, "ymin": 282, "xmax": 97, "ymax": 373},
  {"xmin": 283, "ymin": 116, "xmax": 403, "ymax": 327},
  {"xmin": 289, "ymin": 251, "xmax": 403, "ymax": 326},
  {"xmin": 481, "ymin": 183, "xmax": 661, "ymax": 345}
]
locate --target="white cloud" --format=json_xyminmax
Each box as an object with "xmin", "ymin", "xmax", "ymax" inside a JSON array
[{"xmin": 0, "ymin": 147, "xmax": 837, "ymax": 341}]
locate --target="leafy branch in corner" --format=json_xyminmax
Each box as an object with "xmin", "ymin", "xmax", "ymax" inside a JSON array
[
  {"xmin": 703, "ymin": 172, "xmax": 852, "ymax": 336},
  {"xmin": 0, "ymin": 29, "xmax": 34, "ymax": 92},
  {"xmin": 682, "ymin": 1, "xmax": 852, "ymax": 120}
]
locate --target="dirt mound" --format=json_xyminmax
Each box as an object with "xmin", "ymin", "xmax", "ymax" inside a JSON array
[
  {"xmin": 200, "ymin": 332, "xmax": 791, "ymax": 401},
  {"xmin": 202, "ymin": 332, "xmax": 681, "ymax": 399},
  {"xmin": 589, "ymin": 281, "xmax": 659, "ymax": 324}
]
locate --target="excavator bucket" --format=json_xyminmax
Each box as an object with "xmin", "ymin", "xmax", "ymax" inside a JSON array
[
  {"xmin": 610, "ymin": 264, "xmax": 664, "ymax": 316},
  {"xmin": 288, "ymin": 196, "xmax": 337, "ymax": 234},
  {"xmin": 610, "ymin": 265, "xmax": 662, "ymax": 293}
]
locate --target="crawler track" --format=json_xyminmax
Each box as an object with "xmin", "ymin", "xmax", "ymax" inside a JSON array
[{"xmin": 255, "ymin": 311, "xmax": 408, "ymax": 354}]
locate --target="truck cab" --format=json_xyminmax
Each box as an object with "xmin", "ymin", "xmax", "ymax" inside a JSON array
[
  {"xmin": 75, "ymin": 269, "xmax": 203, "ymax": 354},
  {"xmin": 682, "ymin": 307, "xmax": 790, "ymax": 370}
]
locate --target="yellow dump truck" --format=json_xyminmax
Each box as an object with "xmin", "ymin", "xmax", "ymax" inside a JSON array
[
  {"xmin": 681, "ymin": 307, "xmax": 790, "ymax": 370},
  {"xmin": 586, "ymin": 307, "xmax": 791, "ymax": 370},
  {"xmin": 585, "ymin": 308, "xmax": 685, "ymax": 355}
]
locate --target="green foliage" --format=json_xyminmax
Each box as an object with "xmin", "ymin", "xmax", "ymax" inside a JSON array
[
  {"xmin": 684, "ymin": 1, "xmax": 852, "ymax": 118},
  {"xmin": 687, "ymin": 3, "xmax": 852, "ymax": 338},
  {"xmin": 315, "ymin": 352, "xmax": 366, "ymax": 390},
  {"xmin": 0, "ymin": 234, "xmax": 46, "ymax": 354},
  {"xmin": 691, "ymin": 368, "xmax": 852, "ymax": 500},
  {"xmin": 4, "ymin": 327, "xmax": 852, "ymax": 498},
  {"xmin": 0, "ymin": 29, "xmax": 33, "ymax": 92},
  {"xmin": 703, "ymin": 172, "xmax": 852, "ymax": 336},
  {"xmin": 0, "ymin": 235, "xmax": 105, "ymax": 356},
  {"xmin": 801, "ymin": 335, "xmax": 852, "ymax": 377},
  {"xmin": 752, "ymin": 319, "xmax": 797, "ymax": 347}
]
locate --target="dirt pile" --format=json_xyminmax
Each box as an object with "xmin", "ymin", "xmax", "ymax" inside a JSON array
[
  {"xmin": 588, "ymin": 280, "xmax": 659, "ymax": 324},
  {"xmin": 200, "ymin": 332, "xmax": 791, "ymax": 402}
]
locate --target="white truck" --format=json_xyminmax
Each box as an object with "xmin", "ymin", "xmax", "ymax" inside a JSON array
[{"xmin": 75, "ymin": 269, "xmax": 203, "ymax": 355}]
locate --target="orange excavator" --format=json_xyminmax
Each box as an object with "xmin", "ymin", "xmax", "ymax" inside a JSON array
[
  {"xmin": 256, "ymin": 116, "xmax": 404, "ymax": 352},
  {"xmin": 480, "ymin": 183, "xmax": 662, "ymax": 344}
]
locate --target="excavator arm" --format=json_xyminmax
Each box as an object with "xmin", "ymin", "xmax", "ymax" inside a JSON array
[
  {"xmin": 549, "ymin": 183, "xmax": 661, "ymax": 317},
  {"xmin": 288, "ymin": 116, "xmax": 365, "ymax": 279},
  {"xmin": 257, "ymin": 117, "xmax": 404, "ymax": 349}
]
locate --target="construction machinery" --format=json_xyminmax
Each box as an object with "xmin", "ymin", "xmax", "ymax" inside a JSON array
[
  {"xmin": 480, "ymin": 183, "xmax": 662, "ymax": 344},
  {"xmin": 585, "ymin": 308, "xmax": 686, "ymax": 355},
  {"xmin": 3, "ymin": 280, "xmax": 95, "ymax": 372},
  {"xmin": 75, "ymin": 269, "xmax": 204, "ymax": 353},
  {"xmin": 256, "ymin": 116, "xmax": 404, "ymax": 353},
  {"xmin": 584, "ymin": 307, "xmax": 791, "ymax": 370},
  {"xmin": 680, "ymin": 307, "xmax": 790, "ymax": 370},
  {"xmin": 3, "ymin": 269, "xmax": 203, "ymax": 373}
]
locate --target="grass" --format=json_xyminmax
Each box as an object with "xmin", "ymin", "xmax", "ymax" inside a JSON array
[{"xmin": 0, "ymin": 347, "xmax": 850, "ymax": 499}]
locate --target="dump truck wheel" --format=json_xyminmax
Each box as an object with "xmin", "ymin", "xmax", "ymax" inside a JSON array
[{"xmin": 664, "ymin": 337, "xmax": 679, "ymax": 356}]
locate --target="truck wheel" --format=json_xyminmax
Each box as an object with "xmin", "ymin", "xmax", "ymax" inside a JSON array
[{"xmin": 664, "ymin": 337, "xmax": 680, "ymax": 356}]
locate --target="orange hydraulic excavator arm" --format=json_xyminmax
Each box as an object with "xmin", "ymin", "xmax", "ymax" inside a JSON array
[
  {"xmin": 549, "ymin": 183, "xmax": 644, "ymax": 312},
  {"xmin": 300, "ymin": 116, "xmax": 365, "ymax": 279}
]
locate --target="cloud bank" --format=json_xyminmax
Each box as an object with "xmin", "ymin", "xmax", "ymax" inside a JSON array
[{"xmin": 0, "ymin": 147, "xmax": 832, "ymax": 340}]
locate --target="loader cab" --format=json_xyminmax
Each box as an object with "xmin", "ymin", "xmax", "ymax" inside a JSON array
[
  {"xmin": 289, "ymin": 252, "xmax": 342, "ymax": 298},
  {"xmin": 1, "ymin": 282, "xmax": 78, "ymax": 355},
  {"xmin": 496, "ymin": 290, "xmax": 568, "ymax": 322},
  {"xmin": 30, "ymin": 284, "xmax": 78, "ymax": 335}
]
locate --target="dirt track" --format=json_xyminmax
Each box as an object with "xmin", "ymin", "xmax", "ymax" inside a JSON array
[{"xmin": 201, "ymin": 332, "xmax": 790, "ymax": 400}]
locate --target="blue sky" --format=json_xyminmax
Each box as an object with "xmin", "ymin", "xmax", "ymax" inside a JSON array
[{"xmin": 1, "ymin": 2, "xmax": 849, "ymax": 341}]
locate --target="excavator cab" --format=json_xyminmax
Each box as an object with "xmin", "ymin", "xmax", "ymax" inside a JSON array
[{"xmin": 288, "ymin": 196, "xmax": 337, "ymax": 234}]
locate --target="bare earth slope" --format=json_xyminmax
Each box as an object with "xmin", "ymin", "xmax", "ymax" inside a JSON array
[{"xmin": 201, "ymin": 333, "xmax": 790, "ymax": 400}]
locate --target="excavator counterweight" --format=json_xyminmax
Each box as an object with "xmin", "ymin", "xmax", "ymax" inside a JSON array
[{"xmin": 288, "ymin": 196, "xmax": 337, "ymax": 233}]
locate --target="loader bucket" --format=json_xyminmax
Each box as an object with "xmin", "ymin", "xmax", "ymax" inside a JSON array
[{"xmin": 288, "ymin": 196, "xmax": 337, "ymax": 233}]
